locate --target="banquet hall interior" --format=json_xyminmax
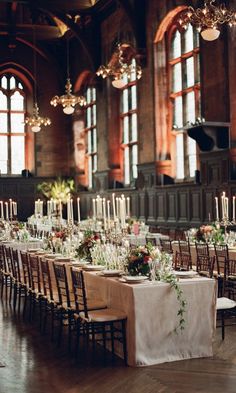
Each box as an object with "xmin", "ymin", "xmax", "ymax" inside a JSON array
[{"xmin": 0, "ymin": 0, "xmax": 236, "ymax": 392}]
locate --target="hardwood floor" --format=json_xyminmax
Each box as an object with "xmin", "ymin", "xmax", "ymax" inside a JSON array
[{"xmin": 0, "ymin": 297, "xmax": 236, "ymax": 393}]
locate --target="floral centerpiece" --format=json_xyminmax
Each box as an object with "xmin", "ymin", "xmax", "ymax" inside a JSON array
[
  {"xmin": 75, "ymin": 230, "xmax": 100, "ymax": 262},
  {"xmin": 126, "ymin": 244, "xmax": 159, "ymax": 276},
  {"xmin": 195, "ymin": 224, "xmax": 224, "ymax": 244}
]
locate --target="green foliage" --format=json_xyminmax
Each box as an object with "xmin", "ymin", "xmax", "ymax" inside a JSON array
[{"xmin": 37, "ymin": 177, "xmax": 75, "ymax": 204}]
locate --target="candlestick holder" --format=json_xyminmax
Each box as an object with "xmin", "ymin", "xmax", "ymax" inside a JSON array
[{"xmin": 220, "ymin": 217, "xmax": 232, "ymax": 235}]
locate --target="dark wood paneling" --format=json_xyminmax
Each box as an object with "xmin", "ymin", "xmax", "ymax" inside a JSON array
[{"xmin": 166, "ymin": 192, "xmax": 176, "ymax": 223}]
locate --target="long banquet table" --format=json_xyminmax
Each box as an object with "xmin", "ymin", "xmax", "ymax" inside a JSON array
[{"xmin": 83, "ymin": 272, "xmax": 217, "ymax": 367}]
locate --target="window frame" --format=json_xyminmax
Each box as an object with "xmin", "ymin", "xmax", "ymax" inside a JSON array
[
  {"xmin": 0, "ymin": 74, "xmax": 26, "ymax": 175},
  {"xmin": 168, "ymin": 23, "xmax": 201, "ymax": 180},
  {"xmin": 84, "ymin": 86, "xmax": 97, "ymax": 189},
  {"xmin": 120, "ymin": 77, "xmax": 139, "ymax": 187}
]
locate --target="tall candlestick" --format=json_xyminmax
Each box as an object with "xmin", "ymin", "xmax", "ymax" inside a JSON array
[
  {"xmin": 70, "ymin": 199, "xmax": 74, "ymax": 225},
  {"xmin": 92, "ymin": 198, "xmax": 96, "ymax": 219},
  {"xmin": 126, "ymin": 197, "xmax": 130, "ymax": 218},
  {"xmin": 67, "ymin": 198, "xmax": 71, "ymax": 223},
  {"xmin": 112, "ymin": 193, "xmax": 116, "ymax": 220},
  {"xmin": 0, "ymin": 201, "xmax": 4, "ymax": 220},
  {"xmin": 107, "ymin": 200, "xmax": 111, "ymax": 229},
  {"xmin": 103, "ymin": 198, "xmax": 107, "ymax": 230},
  {"xmin": 5, "ymin": 202, "xmax": 9, "ymax": 221},
  {"xmin": 9, "ymin": 199, "xmax": 13, "ymax": 219},
  {"xmin": 233, "ymin": 196, "xmax": 236, "ymax": 222},
  {"xmin": 77, "ymin": 197, "xmax": 81, "ymax": 223}
]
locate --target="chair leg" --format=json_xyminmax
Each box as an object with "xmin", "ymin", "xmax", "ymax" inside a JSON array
[
  {"xmin": 111, "ymin": 322, "xmax": 115, "ymax": 361},
  {"xmin": 121, "ymin": 320, "xmax": 127, "ymax": 365},
  {"xmin": 221, "ymin": 310, "xmax": 225, "ymax": 340},
  {"xmin": 102, "ymin": 324, "xmax": 107, "ymax": 363},
  {"xmin": 13, "ymin": 283, "xmax": 18, "ymax": 311}
]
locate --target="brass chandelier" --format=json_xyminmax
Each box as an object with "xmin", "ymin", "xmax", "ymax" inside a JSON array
[
  {"xmin": 25, "ymin": 27, "xmax": 51, "ymax": 132},
  {"xmin": 25, "ymin": 102, "xmax": 51, "ymax": 133},
  {"xmin": 96, "ymin": 43, "xmax": 142, "ymax": 89},
  {"xmin": 50, "ymin": 35, "xmax": 86, "ymax": 114},
  {"xmin": 178, "ymin": 0, "xmax": 236, "ymax": 41}
]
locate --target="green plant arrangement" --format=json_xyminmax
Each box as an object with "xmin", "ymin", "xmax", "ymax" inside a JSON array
[{"xmin": 37, "ymin": 177, "xmax": 75, "ymax": 204}]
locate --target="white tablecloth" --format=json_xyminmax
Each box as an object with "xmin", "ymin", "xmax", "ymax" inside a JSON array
[{"xmin": 83, "ymin": 272, "xmax": 217, "ymax": 366}]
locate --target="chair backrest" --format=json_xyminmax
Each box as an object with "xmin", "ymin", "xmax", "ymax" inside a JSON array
[
  {"xmin": 3, "ymin": 246, "xmax": 13, "ymax": 275},
  {"xmin": 174, "ymin": 251, "xmax": 192, "ymax": 271},
  {"xmin": 53, "ymin": 262, "xmax": 70, "ymax": 308},
  {"xmin": 179, "ymin": 240, "xmax": 191, "ymax": 255},
  {"xmin": 195, "ymin": 242, "xmax": 214, "ymax": 277},
  {"xmin": 40, "ymin": 258, "xmax": 53, "ymax": 300},
  {"xmin": 224, "ymin": 259, "xmax": 236, "ymax": 299},
  {"xmin": 20, "ymin": 251, "xmax": 31, "ymax": 287},
  {"xmin": 0, "ymin": 244, "xmax": 4, "ymax": 270},
  {"xmin": 28, "ymin": 254, "xmax": 41, "ymax": 293},
  {"xmin": 160, "ymin": 238, "xmax": 173, "ymax": 254},
  {"xmin": 71, "ymin": 268, "xmax": 88, "ymax": 317},
  {"xmin": 11, "ymin": 249, "xmax": 21, "ymax": 282},
  {"xmin": 214, "ymin": 244, "xmax": 229, "ymax": 275},
  {"xmin": 174, "ymin": 229, "xmax": 185, "ymax": 241}
]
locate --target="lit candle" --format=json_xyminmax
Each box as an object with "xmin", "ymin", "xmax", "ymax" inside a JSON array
[
  {"xmin": 116, "ymin": 197, "xmax": 119, "ymax": 220},
  {"xmin": 77, "ymin": 197, "xmax": 81, "ymax": 223},
  {"xmin": 126, "ymin": 197, "xmax": 130, "ymax": 218},
  {"xmin": 70, "ymin": 199, "xmax": 74, "ymax": 225},
  {"xmin": 92, "ymin": 198, "xmax": 96, "ymax": 219},
  {"xmin": 59, "ymin": 199, "xmax": 62, "ymax": 220},
  {"xmin": 233, "ymin": 196, "xmax": 236, "ymax": 222},
  {"xmin": 225, "ymin": 197, "xmax": 229, "ymax": 219},
  {"xmin": 5, "ymin": 202, "xmax": 9, "ymax": 221},
  {"xmin": 0, "ymin": 201, "xmax": 4, "ymax": 220},
  {"xmin": 103, "ymin": 198, "xmax": 107, "ymax": 230},
  {"xmin": 107, "ymin": 200, "xmax": 111, "ymax": 229},
  {"xmin": 67, "ymin": 198, "xmax": 71, "ymax": 223},
  {"xmin": 9, "ymin": 199, "xmax": 13, "ymax": 219},
  {"xmin": 112, "ymin": 193, "xmax": 116, "ymax": 220}
]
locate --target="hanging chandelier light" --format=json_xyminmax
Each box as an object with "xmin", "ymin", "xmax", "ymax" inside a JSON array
[
  {"xmin": 25, "ymin": 102, "xmax": 51, "ymax": 132},
  {"xmin": 25, "ymin": 27, "xmax": 51, "ymax": 132},
  {"xmin": 96, "ymin": 43, "xmax": 142, "ymax": 89},
  {"xmin": 50, "ymin": 35, "xmax": 86, "ymax": 114},
  {"xmin": 178, "ymin": 0, "xmax": 236, "ymax": 41}
]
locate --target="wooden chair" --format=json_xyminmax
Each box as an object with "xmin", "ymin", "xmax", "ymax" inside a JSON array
[
  {"xmin": 224, "ymin": 259, "xmax": 236, "ymax": 300},
  {"xmin": 2, "ymin": 246, "xmax": 14, "ymax": 302},
  {"xmin": 214, "ymin": 244, "xmax": 229, "ymax": 296},
  {"xmin": 174, "ymin": 240, "xmax": 192, "ymax": 271},
  {"xmin": 11, "ymin": 249, "xmax": 26, "ymax": 311},
  {"xmin": 195, "ymin": 243, "xmax": 215, "ymax": 278},
  {"xmin": 20, "ymin": 251, "xmax": 32, "ymax": 315},
  {"xmin": 73, "ymin": 269, "xmax": 127, "ymax": 364},
  {"xmin": 28, "ymin": 254, "xmax": 43, "ymax": 326},
  {"xmin": 40, "ymin": 258, "xmax": 57, "ymax": 338},
  {"xmin": 159, "ymin": 238, "xmax": 173, "ymax": 254},
  {"xmin": 53, "ymin": 262, "xmax": 75, "ymax": 349}
]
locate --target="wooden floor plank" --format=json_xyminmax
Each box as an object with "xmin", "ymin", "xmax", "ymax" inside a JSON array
[{"xmin": 0, "ymin": 297, "xmax": 235, "ymax": 393}]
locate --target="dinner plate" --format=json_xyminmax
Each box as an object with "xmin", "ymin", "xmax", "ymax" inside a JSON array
[
  {"xmin": 100, "ymin": 270, "xmax": 123, "ymax": 277},
  {"xmin": 28, "ymin": 248, "xmax": 41, "ymax": 253},
  {"xmin": 174, "ymin": 270, "xmax": 198, "ymax": 278},
  {"xmin": 82, "ymin": 265, "xmax": 105, "ymax": 271},
  {"xmin": 121, "ymin": 275, "xmax": 149, "ymax": 283}
]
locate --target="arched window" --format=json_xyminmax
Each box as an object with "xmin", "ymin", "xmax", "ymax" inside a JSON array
[
  {"xmin": 120, "ymin": 59, "xmax": 138, "ymax": 186},
  {"xmin": 85, "ymin": 86, "xmax": 97, "ymax": 189},
  {"xmin": 169, "ymin": 24, "xmax": 200, "ymax": 179},
  {"xmin": 0, "ymin": 74, "xmax": 26, "ymax": 175}
]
